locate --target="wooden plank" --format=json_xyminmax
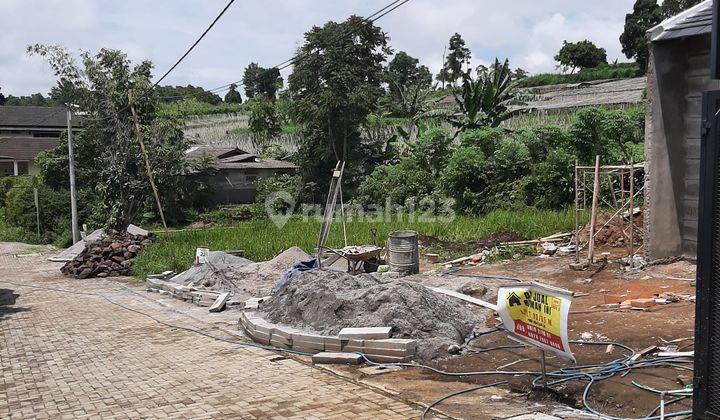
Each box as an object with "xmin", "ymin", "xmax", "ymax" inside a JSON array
[
  {"xmin": 209, "ymin": 292, "xmax": 230, "ymax": 313},
  {"xmin": 427, "ymin": 287, "xmax": 497, "ymax": 311}
]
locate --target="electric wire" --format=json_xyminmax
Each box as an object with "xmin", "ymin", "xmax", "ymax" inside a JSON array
[{"xmin": 152, "ymin": 0, "xmax": 237, "ymax": 88}]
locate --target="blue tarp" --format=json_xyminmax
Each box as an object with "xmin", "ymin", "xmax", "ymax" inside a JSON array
[{"xmin": 272, "ymin": 258, "xmax": 319, "ymax": 294}]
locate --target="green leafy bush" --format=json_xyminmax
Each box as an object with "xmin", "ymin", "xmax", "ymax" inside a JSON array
[
  {"xmin": 440, "ymin": 147, "xmax": 487, "ymax": 213},
  {"xmin": 408, "ymin": 125, "xmax": 455, "ymax": 175},
  {"xmin": 3, "ymin": 176, "xmax": 71, "ymax": 244},
  {"xmin": 353, "ymin": 158, "xmax": 437, "ymax": 207}
]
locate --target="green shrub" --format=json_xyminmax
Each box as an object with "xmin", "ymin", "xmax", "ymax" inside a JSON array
[
  {"xmin": 3, "ymin": 176, "xmax": 71, "ymax": 244},
  {"xmin": 408, "ymin": 125, "xmax": 454, "ymax": 175},
  {"xmin": 524, "ymin": 148, "xmax": 576, "ymax": 209},
  {"xmin": 197, "ymin": 205, "xmax": 265, "ymax": 225},
  {"xmin": 353, "ymin": 158, "xmax": 437, "ymax": 207},
  {"xmin": 255, "ymin": 173, "xmax": 303, "ymax": 215},
  {"xmin": 440, "ymin": 147, "xmax": 487, "ymax": 213}
]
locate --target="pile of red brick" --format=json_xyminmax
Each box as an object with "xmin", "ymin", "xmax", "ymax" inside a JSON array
[{"xmin": 61, "ymin": 231, "xmax": 153, "ymax": 279}]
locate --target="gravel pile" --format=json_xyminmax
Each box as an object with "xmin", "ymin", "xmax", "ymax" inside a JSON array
[{"xmin": 262, "ymin": 269, "xmax": 483, "ymax": 359}]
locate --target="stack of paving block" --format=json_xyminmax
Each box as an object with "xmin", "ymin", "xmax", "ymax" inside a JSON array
[{"xmin": 239, "ymin": 311, "xmax": 416, "ymax": 362}]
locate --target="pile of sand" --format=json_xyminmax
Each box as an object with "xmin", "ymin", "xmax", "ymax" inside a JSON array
[
  {"xmin": 169, "ymin": 247, "xmax": 310, "ymax": 299},
  {"xmin": 262, "ymin": 269, "xmax": 483, "ymax": 359}
]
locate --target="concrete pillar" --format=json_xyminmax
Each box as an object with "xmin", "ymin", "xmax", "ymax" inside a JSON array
[{"xmin": 12, "ymin": 161, "xmax": 18, "ymax": 176}]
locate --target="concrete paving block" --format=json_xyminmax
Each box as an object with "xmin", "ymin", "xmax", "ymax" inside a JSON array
[
  {"xmin": 209, "ymin": 292, "xmax": 231, "ymax": 313},
  {"xmin": 292, "ymin": 340, "xmax": 324, "ymax": 351},
  {"xmin": 250, "ymin": 330, "xmax": 271, "ymax": 346},
  {"xmin": 270, "ymin": 337, "xmax": 292, "ymax": 349},
  {"xmin": 364, "ymin": 339, "xmax": 417, "ymax": 351},
  {"xmin": 362, "ymin": 347, "xmax": 413, "ymax": 358},
  {"xmin": 292, "ymin": 345, "xmax": 321, "ymax": 354},
  {"xmin": 339, "ymin": 327, "xmax": 392, "ymax": 340},
  {"xmin": 269, "ymin": 333, "xmax": 292, "ymax": 346},
  {"xmin": 324, "ymin": 336, "xmax": 343, "ymax": 352},
  {"xmin": 274, "ymin": 325, "xmax": 301, "ymax": 340},
  {"xmin": 312, "ymin": 352, "xmax": 363, "ymax": 365},
  {"xmin": 253, "ymin": 320, "xmax": 277, "ymax": 335},
  {"xmin": 341, "ymin": 339, "xmax": 364, "ymax": 353}
]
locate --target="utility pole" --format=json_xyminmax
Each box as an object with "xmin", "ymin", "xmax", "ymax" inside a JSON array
[{"xmin": 66, "ymin": 108, "xmax": 80, "ymax": 244}]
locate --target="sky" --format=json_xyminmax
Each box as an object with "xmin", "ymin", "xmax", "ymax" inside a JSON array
[{"xmin": 0, "ymin": 0, "xmax": 642, "ymax": 96}]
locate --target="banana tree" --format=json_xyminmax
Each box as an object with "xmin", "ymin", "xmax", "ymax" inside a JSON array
[{"xmin": 450, "ymin": 58, "xmax": 524, "ymax": 133}]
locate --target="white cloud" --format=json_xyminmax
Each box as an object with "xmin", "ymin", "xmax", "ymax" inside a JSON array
[{"xmin": 0, "ymin": 0, "xmax": 637, "ymax": 95}]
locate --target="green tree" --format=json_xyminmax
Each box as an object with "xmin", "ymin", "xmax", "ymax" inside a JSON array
[
  {"xmin": 437, "ymin": 33, "xmax": 472, "ymax": 87},
  {"xmin": 450, "ymin": 58, "xmax": 521, "ymax": 133},
  {"xmin": 620, "ymin": 0, "xmax": 663, "ymax": 72},
  {"xmin": 555, "ymin": 40, "xmax": 607, "ymax": 73},
  {"xmin": 28, "ymin": 45, "xmax": 194, "ymax": 229},
  {"xmin": 0, "ymin": 87, "xmax": 5, "ymax": 105},
  {"xmin": 384, "ymin": 51, "xmax": 433, "ymax": 117},
  {"xmin": 243, "ymin": 63, "xmax": 282, "ymax": 100},
  {"xmin": 661, "ymin": 0, "xmax": 702, "ymax": 17},
  {"xmin": 155, "ymin": 84, "xmax": 222, "ymax": 104},
  {"xmin": 224, "ymin": 83, "xmax": 243, "ymax": 104},
  {"xmin": 288, "ymin": 15, "xmax": 390, "ymax": 198},
  {"xmin": 247, "ymin": 97, "xmax": 280, "ymax": 151},
  {"xmin": 4, "ymin": 92, "xmax": 53, "ymax": 106}
]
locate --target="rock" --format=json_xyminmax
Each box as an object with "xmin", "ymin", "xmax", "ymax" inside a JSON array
[
  {"xmin": 541, "ymin": 242, "xmax": 558, "ymax": 256},
  {"xmin": 631, "ymin": 298, "xmax": 656, "ymax": 309},
  {"xmin": 581, "ymin": 332, "xmax": 593, "ymax": 341},
  {"xmin": 447, "ymin": 344, "xmax": 462, "ymax": 355},
  {"xmin": 459, "ymin": 282, "xmax": 488, "ymax": 297}
]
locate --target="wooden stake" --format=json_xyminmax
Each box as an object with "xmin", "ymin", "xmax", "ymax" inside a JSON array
[
  {"xmin": 587, "ymin": 155, "xmax": 601, "ymax": 263},
  {"xmin": 629, "ymin": 158, "xmax": 635, "ymax": 268},
  {"xmin": 574, "ymin": 160, "xmax": 579, "ymax": 263},
  {"xmin": 129, "ymin": 101, "xmax": 168, "ymax": 232}
]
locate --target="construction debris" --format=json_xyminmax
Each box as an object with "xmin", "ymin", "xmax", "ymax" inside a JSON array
[
  {"xmin": 209, "ymin": 292, "xmax": 231, "ymax": 312},
  {"xmin": 61, "ymin": 230, "xmax": 154, "ymax": 279},
  {"xmin": 262, "ymin": 269, "xmax": 483, "ymax": 359},
  {"xmin": 48, "ymin": 228, "xmax": 105, "ymax": 262}
]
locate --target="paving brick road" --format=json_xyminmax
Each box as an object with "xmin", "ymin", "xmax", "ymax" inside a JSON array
[{"xmin": 0, "ymin": 245, "xmax": 419, "ymax": 419}]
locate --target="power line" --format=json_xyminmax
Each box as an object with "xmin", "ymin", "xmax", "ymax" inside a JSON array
[
  {"xmin": 201, "ymin": 0, "xmax": 414, "ymax": 97},
  {"xmin": 152, "ymin": 0, "xmax": 237, "ymax": 88}
]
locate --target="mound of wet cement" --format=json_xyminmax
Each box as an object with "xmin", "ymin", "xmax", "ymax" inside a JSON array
[{"xmin": 262, "ymin": 269, "xmax": 483, "ymax": 359}]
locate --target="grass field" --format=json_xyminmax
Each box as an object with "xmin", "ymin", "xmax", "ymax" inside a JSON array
[{"xmin": 132, "ymin": 208, "xmax": 585, "ymax": 278}]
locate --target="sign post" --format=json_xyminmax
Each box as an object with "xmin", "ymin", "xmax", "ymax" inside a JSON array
[{"xmin": 497, "ymin": 282, "xmax": 576, "ymax": 368}]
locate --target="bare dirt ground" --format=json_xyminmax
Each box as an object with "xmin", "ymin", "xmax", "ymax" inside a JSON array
[{"xmin": 389, "ymin": 251, "xmax": 697, "ymax": 419}]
